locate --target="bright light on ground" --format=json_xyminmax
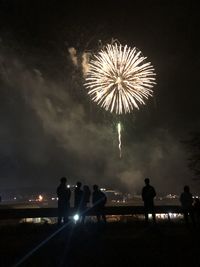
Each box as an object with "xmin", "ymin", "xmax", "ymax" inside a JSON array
[{"xmin": 73, "ymin": 214, "xmax": 79, "ymax": 222}]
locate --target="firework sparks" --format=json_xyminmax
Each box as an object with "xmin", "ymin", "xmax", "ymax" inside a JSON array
[
  {"xmin": 84, "ymin": 43, "xmax": 156, "ymax": 114},
  {"xmin": 117, "ymin": 122, "xmax": 122, "ymax": 158}
]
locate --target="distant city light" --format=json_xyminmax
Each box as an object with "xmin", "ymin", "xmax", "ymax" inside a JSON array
[
  {"xmin": 38, "ymin": 195, "xmax": 43, "ymax": 202},
  {"xmin": 146, "ymin": 213, "xmax": 182, "ymax": 220}
]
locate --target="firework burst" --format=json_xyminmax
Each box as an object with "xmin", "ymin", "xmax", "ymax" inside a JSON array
[{"xmin": 84, "ymin": 43, "xmax": 156, "ymax": 114}]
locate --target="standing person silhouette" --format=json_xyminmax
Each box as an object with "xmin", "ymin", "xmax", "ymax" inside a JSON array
[
  {"xmin": 74, "ymin": 182, "xmax": 83, "ymax": 212},
  {"xmin": 92, "ymin": 185, "xmax": 107, "ymax": 223},
  {"xmin": 142, "ymin": 178, "xmax": 156, "ymax": 224},
  {"xmin": 81, "ymin": 185, "xmax": 91, "ymax": 223},
  {"xmin": 180, "ymin": 185, "xmax": 195, "ymax": 227},
  {"xmin": 194, "ymin": 198, "xmax": 200, "ymax": 224},
  {"xmin": 57, "ymin": 177, "xmax": 71, "ymax": 225}
]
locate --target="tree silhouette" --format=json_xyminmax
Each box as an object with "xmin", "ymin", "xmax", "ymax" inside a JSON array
[{"xmin": 183, "ymin": 132, "xmax": 200, "ymax": 179}]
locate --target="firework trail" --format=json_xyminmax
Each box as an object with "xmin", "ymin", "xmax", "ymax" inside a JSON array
[
  {"xmin": 117, "ymin": 122, "xmax": 122, "ymax": 158},
  {"xmin": 84, "ymin": 43, "xmax": 156, "ymax": 114}
]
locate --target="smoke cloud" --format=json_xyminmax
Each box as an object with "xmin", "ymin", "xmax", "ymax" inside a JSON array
[
  {"xmin": 68, "ymin": 47, "xmax": 78, "ymax": 67},
  {"xmin": 68, "ymin": 46, "xmax": 90, "ymax": 76},
  {"xmin": 0, "ymin": 48, "xmax": 195, "ymax": 195},
  {"xmin": 82, "ymin": 52, "xmax": 90, "ymax": 76}
]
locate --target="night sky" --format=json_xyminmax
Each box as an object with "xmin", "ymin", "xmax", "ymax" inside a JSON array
[{"xmin": 0, "ymin": 0, "xmax": 199, "ymax": 194}]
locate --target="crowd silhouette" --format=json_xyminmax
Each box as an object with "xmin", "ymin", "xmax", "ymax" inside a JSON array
[
  {"xmin": 56, "ymin": 178, "xmax": 107, "ymax": 225},
  {"xmin": 56, "ymin": 177, "xmax": 200, "ymax": 227}
]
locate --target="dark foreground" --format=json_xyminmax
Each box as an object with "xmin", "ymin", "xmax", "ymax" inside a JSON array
[{"xmin": 1, "ymin": 220, "xmax": 200, "ymax": 267}]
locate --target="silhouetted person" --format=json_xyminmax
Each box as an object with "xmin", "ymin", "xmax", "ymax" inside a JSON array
[
  {"xmin": 92, "ymin": 185, "xmax": 107, "ymax": 223},
  {"xmin": 81, "ymin": 185, "xmax": 91, "ymax": 223},
  {"xmin": 142, "ymin": 178, "xmax": 156, "ymax": 224},
  {"xmin": 57, "ymin": 177, "xmax": 71, "ymax": 225},
  {"xmin": 180, "ymin": 185, "xmax": 195, "ymax": 227},
  {"xmin": 194, "ymin": 198, "xmax": 200, "ymax": 224},
  {"xmin": 74, "ymin": 182, "xmax": 83, "ymax": 212}
]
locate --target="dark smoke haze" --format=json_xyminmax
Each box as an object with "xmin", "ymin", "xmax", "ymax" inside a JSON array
[{"xmin": 0, "ymin": 0, "xmax": 200, "ymax": 194}]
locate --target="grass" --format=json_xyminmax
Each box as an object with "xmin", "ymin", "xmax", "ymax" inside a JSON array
[{"xmin": 1, "ymin": 220, "xmax": 200, "ymax": 267}]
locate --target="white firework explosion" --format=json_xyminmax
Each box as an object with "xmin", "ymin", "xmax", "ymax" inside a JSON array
[{"xmin": 84, "ymin": 43, "xmax": 156, "ymax": 114}]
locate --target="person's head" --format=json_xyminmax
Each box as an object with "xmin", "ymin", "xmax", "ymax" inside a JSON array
[
  {"xmin": 144, "ymin": 178, "xmax": 150, "ymax": 185},
  {"xmin": 60, "ymin": 177, "xmax": 67, "ymax": 184},
  {"xmin": 76, "ymin": 182, "xmax": 82, "ymax": 188},
  {"xmin": 184, "ymin": 185, "xmax": 190, "ymax": 193},
  {"xmin": 93, "ymin": 184, "xmax": 98, "ymax": 191}
]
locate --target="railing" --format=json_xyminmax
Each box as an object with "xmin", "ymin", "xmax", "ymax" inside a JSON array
[{"xmin": 0, "ymin": 206, "xmax": 183, "ymax": 220}]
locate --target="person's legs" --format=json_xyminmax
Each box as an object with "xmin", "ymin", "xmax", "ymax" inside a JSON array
[
  {"xmin": 81, "ymin": 215, "xmax": 86, "ymax": 224},
  {"xmin": 183, "ymin": 210, "xmax": 189, "ymax": 226},
  {"xmin": 95, "ymin": 208, "xmax": 101, "ymax": 222},
  {"xmin": 152, "ymin": 213, "xmax": 156, "ymax": 223},
  {"xmin": 101, "ymin": 207, "xmax": 106, "ymax": 223},
  {"xmin": 81, "ymin": 204, "xmax": 86, "ymax": 224},
  {"xmin": 57, "ymin": 216, "xmax": 62, "ymax": 225},
  {"xmin": 189, "ymin": 210, "xmax": 196, "ymax": 227},
  {"xmin": 63, "ymin": 205, "xmax": 69, "ymax": 224},
  {"xmin": 151, "ymin": 206, "xmax": 156, "ymax": 223},
  {"xmin": 144, "ymin": 203, "xmax": 149, "ymax": 224},
  {"xmin": 96, "ymin": 214, "xmax": 101, "ymax": 223},
  {"xmin": 63, "ymin": 214, "xmax": 68, "ymax": 223},
  {"xmin": 58, "ymin": 206, "xmax": 63, "ymax": 225}
]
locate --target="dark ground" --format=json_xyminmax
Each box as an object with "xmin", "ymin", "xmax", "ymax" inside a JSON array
[{"xmin": 1, "ymin": 220, "xmax": 200, "ymax": 267}]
